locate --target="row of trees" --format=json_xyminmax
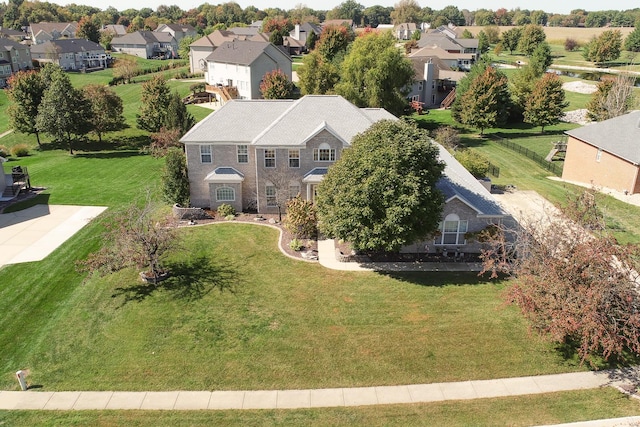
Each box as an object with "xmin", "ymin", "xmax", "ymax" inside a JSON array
[{"xmin": 297, "ymin": 26, "xmax": 414, "ymax": 116}]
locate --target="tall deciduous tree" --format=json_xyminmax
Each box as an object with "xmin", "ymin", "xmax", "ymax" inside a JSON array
[
  {"xmin": 112, "ymin": 55, "xmax": 139, "ymax": 83},
  {"xmin": 390, "ymin": 0, "xmax": 422, "ymax": 24},
  {"xmin": 517, "ymin": 24, "xmax": 546, "ymax": 56},
  {"xmin": 36, "ymin": 70, "xmax": 92, "ymax": 154},
  {"xmin": 587, "ymin": 74, "xmax": 636, "ymax": 122},
  {"xmin": 297, "ymin": 50, "xmax": 341, "ymax": 95},
  {"xmin": 83, "ymin": 84, "xmax": 126, "ymax": 142},
  {"xmin": 316, "ymin": 119, "xmax": 444, "ymax": 253},
  {"xmin": 500, "ymin": 26, "xmax": 522, "ymax": 54},
  {"xmin": 335, "ymin": 31, "xmax": 414, "ymax": 116},
  {"xmin": 76, "ymin": 15, "xmax": 100, "ymax": 43},
  {"xmin": 137, "ymin": 75, "xmax": 172, "ymax": 132},
  {"xmin": 178, "ymin": 35, "xmax": 197, "ymax": 60},
  {"xmin": 260, "ymin": 69, "xmax": 295, "ymax": 99},
  {"xmin": 315, "ymin": 24, "xmax": 353, "ymax": 62},
  {"xmin": 523, "ymin": 73, "xmax": 568, "ymax": 133},
  {"xmin": 6, "ymin": 70, "xmax": 46, "ymax": 147},
  {"xmin": 583, "ymin": 29, "xmax": 623, "ymax": 63},
  {"xmin": 454, "ymin": 66, "xmax": 510, "ymax": 134}
]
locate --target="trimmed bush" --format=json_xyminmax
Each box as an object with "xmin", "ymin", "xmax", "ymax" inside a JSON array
[
  {"xmin": 289, "ymin": 238, "xmax": 303, "ymax": 251},
  {"xmin": 284, "ymin": 196, "xmax": 317, "ymax": 239},
  {"xmin": 217, "ymin": 203, "xmax": 235, "ymax": 218},
  {"xmin": 10, "ymin": 144, "xmax": 30, "ymax": 157},
  {"xmin": 0, "ymin": 145, "xmax": 10, "ymax": 158}
]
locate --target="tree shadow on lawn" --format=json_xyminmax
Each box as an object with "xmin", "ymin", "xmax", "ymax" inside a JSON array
[
  {"xmin": 112, "ymin": 255, "xmax": 242, "ymax": 307},
  {"xmin": 554, "ymin": 339, "xmax": 640, "ymax": 371},
  {"xmin": 377, "ymin": 271, "xmax": 493, "ymax": 287},
  {"xmin": 73, "ymin": 150, "xmax": 147, "ymax": 159}
]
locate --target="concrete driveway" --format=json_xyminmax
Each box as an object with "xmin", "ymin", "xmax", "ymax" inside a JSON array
[{"xmin": 0, "ymin": 204, "xmax": 106, "ymax": 268}]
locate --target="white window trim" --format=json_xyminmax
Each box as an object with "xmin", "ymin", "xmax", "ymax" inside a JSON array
[
  {"xmin": 264, "ymin": 149, "xmax": 276, "ymax": 168},
  {"xmin": 216, "ymin": 186, "xmax": 235, "ymax": 202},
  {"xmin": 313, "ymin": 143, "xmax": 336, "ymax": 162},
  {"xmin": 434, "ymin": 214, "xmax": 468, "ymax": 246},
  {"xmin": 237, "ymin": 145, "xmax": 248, "ymax": 163},
  {"xmin": 200, "ymin": 145, "xmax": 212, "ymax": 163},
  {"xmin": 288, "ymin": 149, "xmax": 300, "ymax": 168},
  {"xmin": 266, "ymin": 184, "xmax": 277, "ymax": 207}
]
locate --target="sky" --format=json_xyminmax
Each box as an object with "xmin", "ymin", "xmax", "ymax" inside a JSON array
[{"xmin": 66, "ymin": 0, "xmax": 634, "ymax": 16}]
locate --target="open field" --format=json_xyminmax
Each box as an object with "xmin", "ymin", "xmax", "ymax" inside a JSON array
[
  {"xmin": 1, "ymin": 388, "xmax": 639, "ymax": 426},
  {"xmin": 465, "ymin": 25, "xmax": 635, "ymax": 43}
]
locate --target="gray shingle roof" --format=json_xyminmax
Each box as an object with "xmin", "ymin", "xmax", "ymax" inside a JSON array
[
  {"xmin": 180, "ymin": 99, "xmax": 295, "ymax": 143},
  {"xmin": 436, "ymin": 144, "xmax": 507, "ymax": 217},
  {"xmin": 204, "ymin": 167, "xmax": 244, "ymax": 183},
  {"xmin": 566, "ymin": 111, "xmax": 640, "ymax": 165},
  {"xmin": 252, "ymin": 95, "xmax": 397, "ymax": 147},
  {"xmin": 30, "ymin": 38, "xmax": 104, "ymax": 54},
  {"xmin": 112, "ymin": 31, "xmax": 173, "ymax": 45},
  {"xmin": 206, "ymin": 40, "xmax": 287, "ymax": 66}
]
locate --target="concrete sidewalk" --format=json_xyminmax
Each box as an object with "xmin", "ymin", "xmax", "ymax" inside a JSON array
[
  {"xmin": 1, "ymin": 368, "xmax": 638, "ymax": 410},
  {"xmin": 317, "ymin": 239, "xmax": 483, "ymax": 272}
]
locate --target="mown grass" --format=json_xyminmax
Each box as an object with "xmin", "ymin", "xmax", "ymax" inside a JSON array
[
  {"xmin": 0, "ymin": 223, "xmax": 592, "ymax": 392},
  {"xmin": 1, "ymin": 388, "xmax": 638, "ymax": 426}
]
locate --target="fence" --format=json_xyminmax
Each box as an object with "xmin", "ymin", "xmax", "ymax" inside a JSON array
[
  {"xmin": 490, "ymin": 135, "xmax": 563, "ymax": 176},
  {"xmin": 487, "ymin": 162, "xmax": 500, "ymax": 178}
]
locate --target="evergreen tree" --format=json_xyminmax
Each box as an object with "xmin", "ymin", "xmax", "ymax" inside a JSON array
[
  {"xmin": 161, "ymin": 148, "xmax": 190, "ymax": 207},
  {"xmin": 523, "ymin": 73, "xmax": 568, "ymax": 133},
  {"xmin": 165, "ymin": 91, "xmax": 195, "ymax": 135},
  {"xmin": 305, "ymin": 30, "xmax": 318, "ymax": 51},
  {"xmin": 625, "ymin": 26, "xmax": 640, "ymax": 52}
]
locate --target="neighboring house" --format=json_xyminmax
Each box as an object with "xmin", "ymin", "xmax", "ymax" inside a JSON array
[
  {"xmin": 181, "ymin": 94, "xmax": 507, "ymax": 254},
  {"xmin": 30, "ymin": 39, "xmax": 108, "ymax": 70},
  {"xmin": 0, "ymin": 38, "xmax": 33, "ymax": 74},
  {"xmin": 226, "ymin": 25, "xmax": 260, "ymax": 37},
  {"xmin": 0, "ymin": 27, "xmax": 27, "ymax": 41},
  {"xmin": 395, "ymin": 22, "xmax": 418, "ymax": 40},
  {"xmin": 322, "ymin": 19, "xmax": 356, "ymax": 31},
  {"xmin": 251, "ymin": 32, "xmax": 305, "ymax": 56},
  {"xmin": 430, "ymin": 24, "xmax": 465, "ymax": 39},
  {"xmin": 188, "ymin": 30, "xmax": 249, "ymax": 74},
  {"xmin": 204, "ymin": 40, "xmax": 292, "ymax": 102},
  {"xmin": 111, "ymin": 31, "xmax": 178, "ymax": 59},
  {"xmin": 406, "ymin": 55, "xmax": 464, "ymax": 108},
  {"xmin": 28, "ymin": 22, "xmax": 77, "ymax": 44},
  {"xmin": 101, "ymin": 24, "xmax": 127, "ymax": 36},
  {"xmin": 289, "ymin": 22, "xmax": 321, "ymax": 46},
  {"xmin": 410, "ymin": 44, "xmax": 476, "ymax": 71},
  {"xmin": 418, "ymin": 32, "xmax": 479, "ymax": 63},
  {"xmin": 562, "ymin": 111, "xmax": 640, "ymax": 194},
  {"xmin": 155, "ymin": 23, "xmax": 197, "ymax": 44}
]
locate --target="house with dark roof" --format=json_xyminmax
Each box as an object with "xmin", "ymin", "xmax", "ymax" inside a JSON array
[
  {"xmin": 289, "ymin": 22, "xmax": 321, "ymax": 47},
  {"xmin": 0, "ymin": 27, "xmax": 27, "ymax": 41},
  {"xmin": 417, "ymin": 32, "xmax": 479, "ymax": 67},
  {"xmin": 0, "ymin": 38, "xmax": 32, "ymax": 86},
  {"xmin": 28, "ymin": 22, "xmax": 77, "ymax": 44},
  {"xmin": 250, "ymin": 32, "xmax": 305, "ymax": 55},
  {"xmin": 203, "ymin": 40, "xmax": 291, "ymax": 102},
  {"xmin": 181, "ymin": 95, "xmax": 507, "ymax": 254},
  {"xmin": 562, "ymin": 111, "xmax": 640, "ymax": 194},
  {"xmin": 188, "ymin": 30, "xmax": 249, "ymax": 74},
  {"xmin": 30, "ymin": 39, "xmax": 107, "ymax": 70},
  {"xmin": 110, "ymin": 31, "xmax": 178, "ymax": 59},
  {"xmin": 101, "ymin": 24, "xmax": 127, "ymax": 36}
]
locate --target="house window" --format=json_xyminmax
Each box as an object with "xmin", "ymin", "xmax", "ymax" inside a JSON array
[
  {"xmin": 264, "ymin": 149, "xmax": 275, "ymax": 168},
  {"xmin": 237, "ymin": 145, "xmax": 248, "ymax": 163},
  {"xmin": 435, "ymin": 214, "xmax": 468, "ymax": 245},
  {"xmin": 596, "ymin": 148, "xmax": 602, "ymax": 162},
  {"xmin": 313, "ymin": 143, "xmax": 335, "ymax": 162},
  {"xmin": 200, "ymin": 145, "xmax": 212, "ymax": 163},
  {"xmin": 289, "ymin": 184, "xmax": 300, "ymax": 199},
  {"xmin": 216, "ymin": 186, "xmax": 235, "ymax": 202},
  {"xmin": 288, "ymin": 149, "xmax": 300, "ymax": 168},
  {"xmin": 266, "ymin": 185, "xmax": 277, "ymax": 206}
]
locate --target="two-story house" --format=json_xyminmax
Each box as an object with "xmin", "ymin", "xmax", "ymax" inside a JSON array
[
  {"xmin": 0, "ymin": 38, "xmax": 32, "ymax": 86},
  {"xmin": 110, "ymin": 31, "xmax": 178, "ymax": 59},
  {"xmin": 30, "ymin": 39, "xmax": 107, "ymax": 70},
  {"xmin": 417, "ymin": 33, "xmax": 479, "ymax": 66},
  {"xmin": 28, "ymin": 22, "xmax": 77, "ymax": 44},
  {"xmin": 405, "ymin": 55, "xmax": 465, "ymax": 109},
  {"xmin": 395, "ymin": 23, "xmax": 418, "ymax": 40},
  {"xmin": 203, "ymin": 40, "xmax": 292, "ymax": 102},
  {"xmin": 188, "ymin": 29, "xmax": 249, "ymax": 74},
  {"xmin": 181, "ymin": 95, "xmax": 508, "ymax": 255},
  {"xmin": 155, "ymin": 23, "xmax": 198, "ymax": 44}
]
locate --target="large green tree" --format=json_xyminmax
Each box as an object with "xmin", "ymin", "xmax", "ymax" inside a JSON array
[
  {"xmin": 83, "ymin": 84, "xmax": 126, "ymax": 142},
  {"xmin": 390, "ymin": 0, "xmax": 421, "ymax": 24},
  {"xmin": 316, "ymin": 119, "xmax": 444, "ymax": 253},
  {"xmin": 454, "ymin": 66, "xmax": 510, "ymax": 135},
  {"xmin": 76, "ymin": 15, "xmax": 100, "ymax": 43},
  {"xmin": 523, "ymin": 73, "xmax": 568, "ymax": 133},
  {"xmin": 583, "ymin": 30, "xmax": 623, "ymax": 63},
  {"xmin": 161, "ymin": 148, "xmax": 190, "ymax": 207},
  {"xmin": 136, "ymin": 75, "xmax": 172, "ymax": 132},
  {"xmin": 517, "ymin": 24, "xmax": 546, "ymax": 56},
  {"xmin": 500, "ymin": 26, "xmax": 522, "ymax": 54},
  {"xmin": 625, "ymin": 26, "xmax": 640, "ymax": 52},
  {"xmin": 178, "ymin": 35, "xmax": 197, "ymax": 60},
  {"xmin": 6, "ymin": 70, "xmax": 46, "ymax": 147},
  {"xmin": 335, "ymin": 31, "xmax": 414, "ymax": 116},
  {"xmin": 297, "ymin": 50, "xmax": 341, "ymax": 95},
  {"xmin": 315, "ymin": 24, "xmax": 354, "ymax": 62},
  {"xmin": 165, "ymin": 91, "xmax": 196, "ymax": 136},
  {"xmin": 36, "ymin": 70, "xmax": 92, "ymax": 154}
]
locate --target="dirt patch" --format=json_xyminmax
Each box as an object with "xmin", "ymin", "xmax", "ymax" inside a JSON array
[{"xmin": 562, "ymin": 81, "xmax": 597, "ymax": 94}]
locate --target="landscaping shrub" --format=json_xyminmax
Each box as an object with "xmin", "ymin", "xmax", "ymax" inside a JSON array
[
  {"xmin": 565, "ymin": 38, "xmax": 580, "ymax": 51},
  {"xmin": 454, "ymin": 148, "xmax": 490, "ymax": 178},
  {"xmin": 10, "ymin": 143, "xmax": 30, "ymax": 157},
  {"xmin": 217, "ymin": 203, "xmax": 235, "ymax": 218},
  {"xmin": 284, "ymin": 196, "xmax": 317, "ymax": 239},
  {"xmin": 0, "ymin": 145, "xmax": 10, "ymax": 158},
  {"xmin": 289, "ymin": 238, "xmax": 303, "ymax": 251}
]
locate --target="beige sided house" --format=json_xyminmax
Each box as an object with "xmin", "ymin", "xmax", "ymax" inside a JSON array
[
  {"xmin": 188, "ymin": 30, "xmax": 248, "ymax": 74},
  {"xmin": 181, "ymin": 95, "xmax": 508, "ymax": 254},
  {"xmin": 562, "ymin": 111, "xmax": 640, "ymax": 194}
]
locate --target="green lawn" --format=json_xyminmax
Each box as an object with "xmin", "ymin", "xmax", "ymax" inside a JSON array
[{"xmin": 1, "ymin": 389, "xmax": 638, "ymax": 426}]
